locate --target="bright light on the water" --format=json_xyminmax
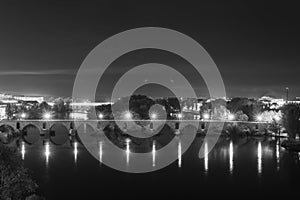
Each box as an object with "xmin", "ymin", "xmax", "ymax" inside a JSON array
[
  {"xmin": 74, "ymin": 142, "xmax": 78, "ymax": 163},
  {"xmin": 276, "ymin": 141, "xmax": 280, "ymax": 171},
  {"xmin": 126, "ymin": 138, "xmax": 131, "ymax": 165},
  {"xmin": 229, "ymin": 141, "xmax": 233, "ymax": 173},
  {"xmin": 98, "ymin": 113, "xmax": 104, "ymax": 119},
  {"xmin": 257, "ymin": 142, "xmax": 262, "ymax": 174},
  {"xmin": 45, "ymin": 142, "xmax": 50, "ymax": 165},
  {"xmin": 178, "ymin": 140, "xmax": 182, "ymax": 168},
  {"xmin": 204, "ymin": 142, "xmax": 208, "ymax": 172},
  {"xmin": 21, "ymin": 141, "xmax": 25, "ymax": 160},
  {"xmin": 152, "ymin": 141, "xmax": 156, "ymax": 167},
  {"xmin": 99, "ymin": 141, "xmax": 103, "ymax": 164}
]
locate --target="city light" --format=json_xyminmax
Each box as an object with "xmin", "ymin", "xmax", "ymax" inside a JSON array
[
  {"xmin": 43, "ymin": 112, "xmax": 52, "ymax": 120},
  {"xmin": 178, "ymin": 113, "xmax": 183, "ymax": 119},
  {"xmin": 203, "ymin": 113, "xmax": 210, "ymax": 120},
  {"xmin": 274, "ymin": 115, "xmax": 281, "ymax": 122},
  {"xmin": 228, "ymin": 113, "xmax": 235, "ymax": 121},
  {"xmin": 98, "ymin": 113, "xmax": 104, "ymax": 119},
  {"xmin": 124, "ymin": 111, "xmax": 132, "ymax": 120},
  {"xmin": 20, "ymin": 113, "xmax": 26, "ymax": 119},
  {"xmin": 150, "ymin": 112, "xmax": 157, "ymax": 120},
  {"xmin": 256, "ymin": 115, "xmax": 263, "ymax": 122}
]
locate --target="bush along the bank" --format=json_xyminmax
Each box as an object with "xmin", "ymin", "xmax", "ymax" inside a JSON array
[
  {"xmin": 280, "ymin": 104, "xmax": 300, "ymax": 151},
  {"xmin": 0, "ymin": 144, "xmax": 44, "ymax": 200},
  {"xmin": 197, "ymin": 122, "xmax": 269, "ymax": 137}
]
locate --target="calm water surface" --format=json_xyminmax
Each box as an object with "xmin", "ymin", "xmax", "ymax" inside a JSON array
[{"xmin": 20, "ymin": 136, "xmax": 300, "ymax": 199}]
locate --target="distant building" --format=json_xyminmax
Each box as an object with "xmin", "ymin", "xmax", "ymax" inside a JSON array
[
  {"xmin": 0, "ymin": 104, "xmax": 7, "ymax": 120},
  {"xmin": 287, "ymin": 97, "xmax": 300, "ymax": 104},
  {"xmin": 69, "ymin": 112, "xmax": 88, "ymax": 120},
  {"xmin": 259, "ymin": 96, "xmax": 285, "ymax": 109},
  {"xmin": 13, "ymin": 95, "xmax": 44, "ymax": 103}
]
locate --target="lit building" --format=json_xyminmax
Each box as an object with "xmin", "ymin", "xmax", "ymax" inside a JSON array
[
  {"xmin": 0, "ymin": 104, "xmax": 7, "ymax": 120},
  {"xmin": 259, "ymin": 96, "xmax": 285, "ymax": 109},
  {"xmin": 13, "ymin": 95, "xmax": 44, "ymax": 103}
]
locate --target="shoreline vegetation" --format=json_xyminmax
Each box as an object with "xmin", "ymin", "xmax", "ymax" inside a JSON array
[{"xmin": 0, "ymin": 143, "xmax": 44, "ymax": 200}]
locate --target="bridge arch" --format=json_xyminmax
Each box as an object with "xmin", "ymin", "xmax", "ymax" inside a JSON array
[
  {"xmin": 0, "ymin": 124, "xmax": 16, "ymax": 144},
  {"xmin": 22, "ymin": 124, "xmax": 41, "ymax": 145},
  {"xmin": 76, "ymin": 122, "xmax": 96, "ymax": 134},
  {"xmin": 49, "ymin": 123, "xmax": 69, "ymax": 145}
]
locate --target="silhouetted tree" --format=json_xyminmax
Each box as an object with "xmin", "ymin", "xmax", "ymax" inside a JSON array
[
  {"xmin": 227, "ymin": 98, "xmax": 263, "ymax": 121},
  {"xmin": 52, "ymin": 98, "xmax": 71, "ymax": 119},
  {"xmin": 281, "ymin": 104, "xmax": 300, "ymax": 140},
  {"xmin": 235, "ymin": 111, "xmax": 249, "ymax": 121},
  {"xmin": 5, "ymin": 104, "xmax": 14, "ymax": 120}
]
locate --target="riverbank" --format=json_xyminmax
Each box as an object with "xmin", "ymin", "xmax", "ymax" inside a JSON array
[
  {"xmin": 0, "ymin": 144, "xmax": 44, "ymax": 200},
  {"xmin": 281, "ymin": 140, "xmax": 300, "ymax": 152}
]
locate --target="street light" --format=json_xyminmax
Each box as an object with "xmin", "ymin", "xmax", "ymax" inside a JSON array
[
  {"xmin": 43, "ymin": 112, "xmax": 52, "ymax": 120},
  {"xmin": 203, "ymin": 113, "xmax": 210, "ymax": 120},
  {"xmin": 286, "ymin": 87, "xmax": 289, "ymax": 103},
  {"xmin": 228, "ymin": 113, "xmax": 235, "ymax": 121},
  {"xmin": 20, "ymin": 113, "xmax": 26, "ymax": 119},
  {"xmin": 98, "ymin": 113, "xmax": 104, "ymax": 120},
  {"xmin": 177, "ymin": 113, "xmax": 183, "ymax": 120},
  {"xmin": 124, "ymin": 111, "xmax": 132, "ymax": 120},
  {"xmin": 150, "ymin": 113, "xmax": 157, "ymax": 120},
  {"xmin": 256, "ymin": 115, "xmax": 263, "ymax": 122}
]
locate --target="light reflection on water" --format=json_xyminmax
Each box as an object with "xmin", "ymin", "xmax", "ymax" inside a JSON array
[
  {"xmin": 21, "ymin": 141, "xmax": 25, "ymax": 160},
  {"xmin": 257, "ymin": 141, "xmax": 262, "ymax": 175},
  {"xmin": 17, "ymin": 135, "xmax": 300, "ymax": 198},
  {"xmin": 45, "ymin": 142, "xmax": 50, "ymax": 166},
  {"xmin": 125, "ymin": 138, "xmax": 130, "ymax": 166},
  {"xmin": 99, "ymin": 141, "xmax": 103, "ymax": 164},
  {"xmin": 204, "ymin": 141, "xmax": 208, "ymax": 173},
  {"xmin": 276, "ymin": 140, "xmax": 280, "ymax": 171},
  {"xmin": 152, "ymin": 141, "xmax": 156, "ymax": 167},
  {"xmin": 73, "ymin": 142, "xmax": 78, "ymax": 163},
  {"xmin": 178, "ymin": 140, "xmax": 182, "ymax": 168},
  {"xmin": 19, "ymin": 137, "xmax": 293, "ymax": 175},
  {"xmin": 229, "ymin": 141, "xmax": 233, "ymax": 173}
]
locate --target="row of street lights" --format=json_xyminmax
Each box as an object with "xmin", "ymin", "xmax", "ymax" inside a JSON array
[
  {"xmin": 18, "ymin": 110, "xmax": 281, "ymax": 122},
  {"xmin": 19, "ymin": 112, "xmax": 52, "ymax": 120},
  {"xmin": 98, "ymin": 111, "xmax": 159, "ymax": 121}
]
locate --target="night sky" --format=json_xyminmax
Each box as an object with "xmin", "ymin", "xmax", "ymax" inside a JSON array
[{"xmin": 0, "ymin": 0, "xmax": 300, "ymax": 99}]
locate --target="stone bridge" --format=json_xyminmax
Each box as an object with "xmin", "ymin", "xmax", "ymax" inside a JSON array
[{"xmin": 0, "ymin": 120, "xmax": 271, "ymax": 145}]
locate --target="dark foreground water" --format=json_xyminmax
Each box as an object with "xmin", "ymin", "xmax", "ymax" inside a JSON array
[{"xmin": 20, "ymin": 136, "xmax": 300, "ymax": 199}]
